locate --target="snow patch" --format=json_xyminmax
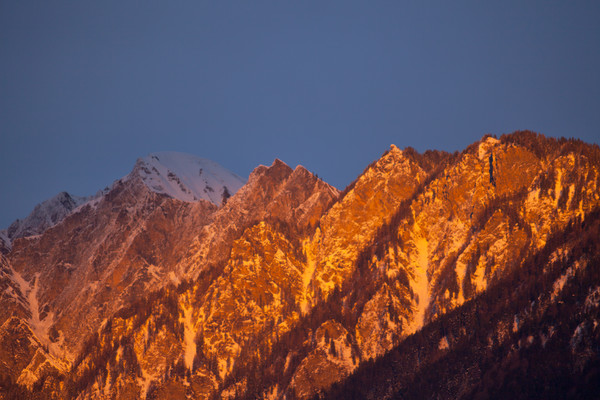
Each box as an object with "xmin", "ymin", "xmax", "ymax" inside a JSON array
[
  {"xmin": 4, "ymin": 268, "xmax": 29, "ymax": 310},
  {"xmin": 284, "ymin": 353, "xmax": 293, "ymax": 373},
  {"xmin": 179, "ymin": 296, "xmax": 197, "ymax": 371},
  {"xmin": 472, "ymin": 257, "xmax": 488, "ymax": 293},
  {"xmin": 406, "ymin": 233, "xmax": 430, "ymax": 334},
  {"xmin": 137, "ymin": 367, "xmax": 157, "ymax": 399},
  {"xmin": 554, "ymin": 169, "xmax": 563, "ymax": 208},
  {"xmin": 134, "ymin": 152, "xmax": 245, "ymax": 206},
  {"xmin": 552, "ymin": 271, "xmax": 570, "ymax": 301},
  {"xmin": 24, "ymin": 273, "xmax": 54, "ymax": 349},
  {"xmin": 438, "ymin": 336, "xmax": 449, "ymax": 350},
  {"xmin": 168, "ymin": 271, "xmax": 180, "ymax": 285},
  {"xmin": 551, "ymin": 263, "xmax": 581, "ymax": 302},
  {"xmin": 264, "ymin": 385, "xmax": 279, "ymax": 400},
  {"xmin": 11, "ymin": 270, "xmax": 32, "ymax": 308},
  {"xmin": 300, "ymin": 235, "xmax": 319, "ymax": 314},
  {"xmin": 145, "ymin": 264, "xmax": 162, "ymax": 286}
]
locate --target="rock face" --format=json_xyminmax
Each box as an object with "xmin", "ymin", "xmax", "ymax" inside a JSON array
[
  {"xmin": 1, "ymin": 132, "xmax": 600, "ymax": 400},
  {"xmin": 176, "ymin": 159, "xmax": 339, "ymax": 280},
  {"xmin": 1, "ymin": 191, "xmax": 92, "ymax": 248},
  {"xmin": 0, "ymin": 153, "xmax": 244, "ymax": 398},
  {"xmin": 8, "ymin": 170, "xmax": 218, "ymax": 355}
]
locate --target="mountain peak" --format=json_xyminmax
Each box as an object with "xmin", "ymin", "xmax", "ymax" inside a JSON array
[
  {"xmin": 389, "ymin": 143, "xmax": 402, "ymax": 153},
  {"xmin": 271, "ymin": 158, "xmax": 290, "ymax": 168},
  {"xmin": 292, "ymin": 164, "xmax": 310, "ymax": 175},
  {"xmin": 248, "ymin": 158, "xmax": 294, "ymax": 183},
  {"xmin": 1, "ymin": 191, "xmax": 91, "ymax": 244},
  {"xmin": 132, "ymin": 152, "xmax": 245, "ymax": 206}
]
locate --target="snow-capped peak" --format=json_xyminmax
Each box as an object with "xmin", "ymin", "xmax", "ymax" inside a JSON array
[
  {"xmin": 1, "ymin": 191, "xmax": 91, "ymax": 245},
  {"xmin": 133, "ymin": 152, "xmax": 246, "ymax": 205}
]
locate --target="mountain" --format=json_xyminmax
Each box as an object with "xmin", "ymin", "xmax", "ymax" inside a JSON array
[
  {"xmin": 0, "ymin": 152, "xmax": 245, "ymax": 249},
  {"xmin": 321, "ymin": 208, "xmax": 600, "ymax": 399},
  {"xmin": 0, "ymin": 153, "xmax": 245, "ymax": 397},
  {"xmin": 132, "ymin": 152, "xmax": 245, "ymax": 206},
  {"xmin": 0, "ymin": 132, "xmax": 599, "ymax": 400},
  {"xmin": 0, "ymin": 192, "xmax": 92, "ymax": 248}
]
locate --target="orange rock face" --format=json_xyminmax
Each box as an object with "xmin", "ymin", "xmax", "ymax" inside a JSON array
[{"xmin": 2, "ymin": 132, "xmax": 599, "ymax": 399}]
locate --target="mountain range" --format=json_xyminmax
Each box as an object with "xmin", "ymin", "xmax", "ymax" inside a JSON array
[{"xmin": 0, "ymin": 131, "xmax": 599, "ymax": 399}]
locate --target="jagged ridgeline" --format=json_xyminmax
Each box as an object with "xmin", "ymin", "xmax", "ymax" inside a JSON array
[{"xmin": 0, "ymin": 132, "xmax": 599, "ymax": 399}]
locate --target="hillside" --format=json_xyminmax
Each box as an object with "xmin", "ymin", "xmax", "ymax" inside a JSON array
[{"xmin": 0, "ymin": 132, "xmax": 599, "ymax": 399}]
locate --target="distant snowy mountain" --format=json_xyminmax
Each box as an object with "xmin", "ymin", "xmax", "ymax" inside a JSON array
[
  {"xmin": 1, "ymin": 152, "xmax": 244, "ymax": 247},
  {"xmin": 1, "ymin": 192, "xmax": 91, "ymax": 246},
  {"xmin": 130, "ymin": 152, "xmax": 246, "ymax": 205}
]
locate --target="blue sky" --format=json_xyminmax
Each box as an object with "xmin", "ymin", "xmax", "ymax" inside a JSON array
[{"xmin": 1, "ymin": 1, "xmax": 599, "ymax": 227}]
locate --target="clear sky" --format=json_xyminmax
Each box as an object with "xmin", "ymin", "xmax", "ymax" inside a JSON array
[{"xmin": 1, "ymin": 1, "xmax": 599, "ymax": 228}]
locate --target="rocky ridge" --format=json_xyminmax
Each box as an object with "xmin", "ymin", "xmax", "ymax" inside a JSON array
[
  {"xmin": 0, "ymin": 132, "xmax": 599, "ymax": 399},
  {"xmin": 1, "ymin": 192, "xmax": 92, "ymax": 249}
]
